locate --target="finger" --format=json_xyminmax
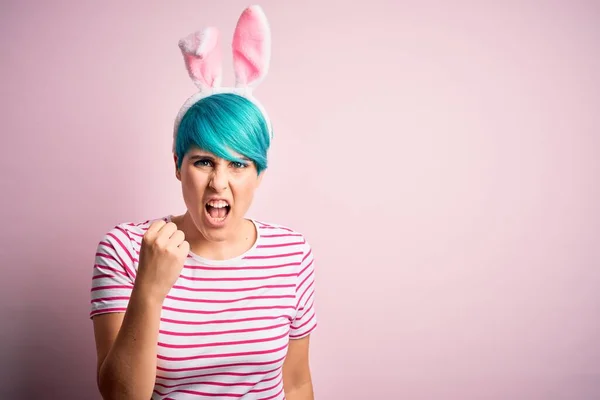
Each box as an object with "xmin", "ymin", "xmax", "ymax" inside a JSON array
[
  {"xmin": 157, "ymin": 222, "xmax": 178, "ymax": 240},
  {"xmin": 144, "ymin": 219, "xmax": 167, "ymax": 238},
  {"xmin": 178, "ymin": 240, "xmax": 190, "ymax": 254},
  {"xmin": 168, "ymin": 230, "xmax": 186, "ymax": 247}
]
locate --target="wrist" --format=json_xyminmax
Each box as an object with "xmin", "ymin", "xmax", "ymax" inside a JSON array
[{"xmin": 131, "ymin": 282, "xmax": 166, "ymax": 309}]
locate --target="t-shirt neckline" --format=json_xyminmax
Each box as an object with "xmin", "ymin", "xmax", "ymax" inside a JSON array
[{"xmin": 165, "ymin": 215, "xmax": 261, "ymax": 265}]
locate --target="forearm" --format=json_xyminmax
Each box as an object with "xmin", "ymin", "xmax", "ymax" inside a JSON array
[
  {"xmin": 98, "ymin": 286, "xmax": 163, "ymax": 400},
  {"xmin": 285, "ymin": 381, "xmax": 314, "ymax": 400}
]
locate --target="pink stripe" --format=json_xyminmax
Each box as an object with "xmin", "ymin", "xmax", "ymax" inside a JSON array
[
  {"xmin": 170, "ymin": 284, "xmax": 295, "ymax": 293},
  {"xmin": 292, "ymin": 316, "xmax": 315, "ymax": 332},
  {"xmin": 295, "ymin": 292, "xmax": 315, "ymax": 319},
  {"xmin": 258, "ymin": 225, "xmax": 294, "ymax": 232},
  {"xmin": 183, "ymin": 262, "xmax": 299, "ymax": 271},
  {"xmin": 301, "ymin": 248, "xmax": 312, "ymax": 263},
  {"xmin": 155, "ymin": 380, "xmax": 252, "ymax": 389},
  {"xmin": 93, "ymin": 264, "xmax": 128, "ymax": 278},
  {"xmin": 289, "ymin": 322, "xmax": 317, "ymax": 339},
  {"xmin": 154, "ymin": 373, "xmax": 282, "ymax": 397},
  {"xmin": 256, "ymin": 241, "xmax": 304, "ymax": 249},
  {"xmin": 112, "ymin": 227, "xmax": 139, "ymax": 259},
  {"xmin": 261, "ymin": 233, "xmax": 302, "ymax": 238},
  {"xmin": 296, "ymin": 280, "xmax": 315, "ymax": 307},
  {"xmin": 129, "ymin": 237, "xmax": 143, "ymax": 247},
  {"xmin": 244, "ymin": 251, "xmax": 303, "ymax": 260},
  {"xmin": 298, "ymin": 258, "xmax": 314, "ymax": 277},
  {"xmin": 292, "ymin": 309, "xmax": 314, "ymax": 330},
  {"xmin": 248, "ymin": 374, "xmax": 282, "ymax": 394},
  {"xmin": 178, "ymin": 272, "xmax": 296, "ymax": 282},
  {"xmin": 154, "ymin": 371, "xmax": 279, "ymax": 389},
  {"xmin": 91, "ymin": 284, "xmax": 133, "ymax": 292},
  {"xmin": 158, "ymin": 331, "xmax": 289, "ymax": 349},
  {"xmin": 157, "ymin": 343, "xmax": 288, "ymax": 361},
  {"xmin": 90, "ymin": 307, "xmax": 127, "ymax": 316},
  {"xmin": 156, "ymin": 366, "xmax": 280, "ymax": 381},
  {"xmin": 91, "ymin": 296, "xmax": 130, "ymax": 303},
  {"xmin": 161, "ymin": 305, "xmax": 294, "ymax": 315},
  {"xmin": 106, "ymin": 231, "xmax": 137, "ymax": 277},
  {"xmin": 126, "ymin": 218, "xmax": 151, "ymax": 227},
  {"xmin": 161, "ymin": 315, "xmax": 290, "ymax": 326},
  {"xmin": 95, "ymin": 252, "xmax": 117, "ymax": 262},
  {"xmin": 156, "ymin": 355, "xmax": 286, "ymax": 373},
  {"xmin": 257, "ymin": 383, "xmax": 284, "ymax": 400},
  {"xmin": 153, "ymin": 388, "xmax": 242, "ymax": 398},
  {"xmin": 160, "ymin": 322, "xmax": 289, "ymax": 337},
  {"xmin": 296, "ymin": 265, "xmax": 314, "ymax": 293},
  {"xmin": 106, "ymin": 232, "xmax": 132, "ymax": 263},
  {"xmin": 92, "ymin": 274, "xmax": 113, "ymax": 280},
  {"xmin": 165, "ymin": 294, "xmax": 295, "ymax": 304}
]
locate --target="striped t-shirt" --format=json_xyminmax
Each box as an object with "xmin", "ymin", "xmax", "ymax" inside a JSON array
[{"xmin": 90, "ymin": 216, "xmax": 317, "ymax": 399}]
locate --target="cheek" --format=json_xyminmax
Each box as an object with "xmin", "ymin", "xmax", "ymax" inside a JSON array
[
  {"xmin": 231, "ymin": 176, "xmax": 259, "ymax": 204},
  {"xmin": 181, "ymin": 170, "xmax": 207, "ymax": 197}
]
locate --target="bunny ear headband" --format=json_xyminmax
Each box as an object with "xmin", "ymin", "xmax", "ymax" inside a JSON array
[{"xmin": 173, "ymin": 5, "xmax": 272, "ymax": 151}]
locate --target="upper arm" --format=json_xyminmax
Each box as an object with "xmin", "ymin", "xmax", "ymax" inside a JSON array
[
  {"xmin": 283, "ymin": 335, "xmax": 312, "ymax": 390},
  {"xmin": 283, "ymin": 237, "xmax": 318, "ymax": 392},
  {"xmin": 90, "ymin": 226, "xmax": 136, "ymax": 377},
  {"xmin": 290, "ymin": 239, "xmax": 317, "ymax": 339}
]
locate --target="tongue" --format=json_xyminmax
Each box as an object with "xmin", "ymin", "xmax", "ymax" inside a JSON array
[{"xmin": 208, "ymin": 206, "xmax": 227, "ymax": 219}]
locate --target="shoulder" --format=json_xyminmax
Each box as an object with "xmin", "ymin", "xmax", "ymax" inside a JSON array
[
  {"xmin": 253, "ymin": 219, "xmax": 313, "ymax": 257},
  {"xmin": 254, "ymin": 219, "xmax": 307, "ymax": 241},
  {"xmin": 97, "ymin": 216, "xmax": 170, "ymax": 248}
]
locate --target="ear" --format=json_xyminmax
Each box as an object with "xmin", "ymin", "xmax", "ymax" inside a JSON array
[
  {"xmin": 174, "ymin": 154, "xmax": 181, "ymax": 181},
  {"xmin": 179, "ymin": 27, "xmax": 223, "ymax": 91},
  {"xmin": 232, "ymin": 5, "xmax": 271, "ymax": 89}
]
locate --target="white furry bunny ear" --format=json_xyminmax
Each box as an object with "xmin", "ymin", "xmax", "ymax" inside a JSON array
[
  {"xmin": 178, "ymin": 27, "xmax": 223, "ymax": 91},
  {"xmin": 232, "ymin": 5, "xmax": 271, "ymax": 90}
]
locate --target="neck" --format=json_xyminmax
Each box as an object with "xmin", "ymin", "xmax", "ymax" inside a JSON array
[{"xmin": 174, "ymin": 211, "xmax": 256, "ymax": 260}]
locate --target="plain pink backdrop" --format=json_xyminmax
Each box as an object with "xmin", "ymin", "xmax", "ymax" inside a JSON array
[{"xmin": 1, "ymin": 0, "xmax": 599, "ymax": 398}]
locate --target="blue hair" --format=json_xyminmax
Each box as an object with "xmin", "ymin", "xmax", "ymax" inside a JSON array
[{"xmin": 175, "ymin": 93, "xmax": 271, "ymax": 174}]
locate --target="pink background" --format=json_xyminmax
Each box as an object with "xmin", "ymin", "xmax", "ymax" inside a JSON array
[{"xmin": 1, "ymin": 0, "xmax": 599, "ymax": 398}]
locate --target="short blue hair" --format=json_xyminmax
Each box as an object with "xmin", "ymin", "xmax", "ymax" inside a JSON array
[{"xmin": 175, "ymin": 93, "xmax": 271, "ymax": 174}]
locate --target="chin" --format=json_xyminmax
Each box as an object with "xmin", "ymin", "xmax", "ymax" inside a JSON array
[{"xmin": 194, "ymin": 206, "xmax": 239, "ymax": 241}]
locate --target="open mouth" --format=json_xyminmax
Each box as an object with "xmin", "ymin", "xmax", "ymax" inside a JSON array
[{"xmin": 205, "ymin": 200, "xmax": 231, "ymax": 223}]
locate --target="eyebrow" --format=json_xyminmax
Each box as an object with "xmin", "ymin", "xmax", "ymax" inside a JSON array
[{"xmin": 188, "ymin": 154, "xmax": 212, "ymax": 160}]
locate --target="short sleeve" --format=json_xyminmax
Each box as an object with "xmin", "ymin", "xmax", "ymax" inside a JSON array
[
  {"xmin": 290, "ymin": 239, "xmax": 317, "ymax": 339},
  {"xmin": 89, "ymin": 226, "xmax": 137, "ymax": 319}
]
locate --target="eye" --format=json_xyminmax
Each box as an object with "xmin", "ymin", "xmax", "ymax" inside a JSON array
[
  {"xmin": 194, "ymin": 158, "xmax": 213, "ymax": 167},
  {"xmin": 231, "ymin": 161, "xmax": 248, "ymax": 169}
]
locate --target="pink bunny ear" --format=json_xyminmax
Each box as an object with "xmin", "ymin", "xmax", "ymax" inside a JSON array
[
  {"xmin": 232, "ymin": 5, "xmax": 271, "ymax": 88},
  {"xmin": 178, "ymin": 27, "xmax": 222, "ymax": 91}
]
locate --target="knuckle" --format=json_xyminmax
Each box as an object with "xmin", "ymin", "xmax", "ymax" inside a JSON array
[
  {"xmin": 141, "ymin": 234, "xmax": 153, "ymax": 246},
  {"xmin": 152, "ymin": 220, "xmax": 166, "ymax": 229}
]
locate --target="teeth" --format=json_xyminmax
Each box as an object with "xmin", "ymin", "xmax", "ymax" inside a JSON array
[{"xmin": 207, "ymin": 200, "xmax": 229, "ymax": 208}]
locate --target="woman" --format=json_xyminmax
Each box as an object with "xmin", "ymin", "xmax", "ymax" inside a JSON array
[{"xmin": 90, "ymin": 6, "xmax": 317, "ymax": 400}]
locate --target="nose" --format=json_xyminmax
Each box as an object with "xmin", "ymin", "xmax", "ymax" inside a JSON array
[{"xmin": 208, "ymin": 166, "xmax": 229, "ymax": 192}]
